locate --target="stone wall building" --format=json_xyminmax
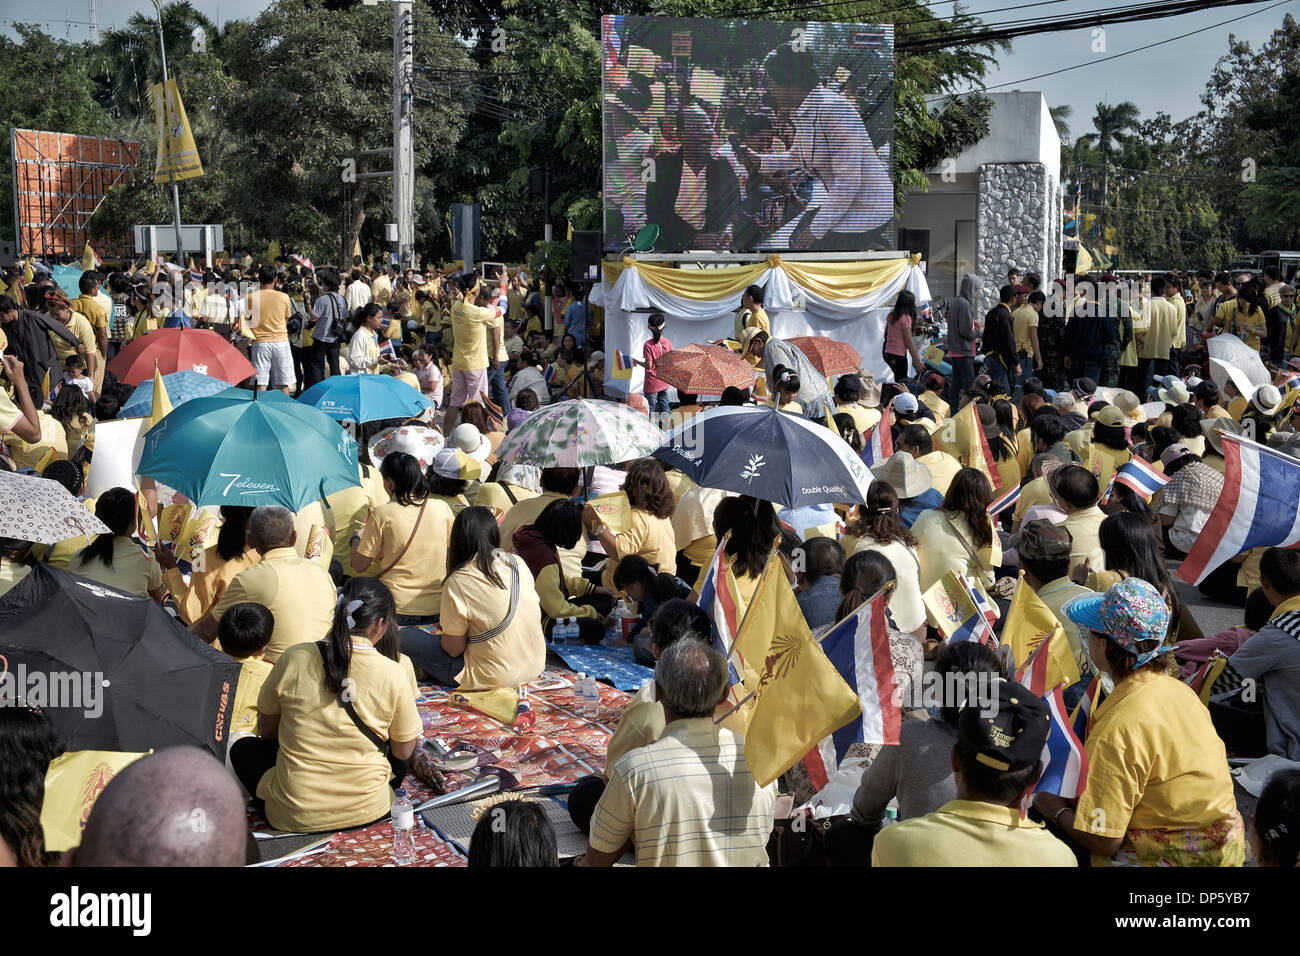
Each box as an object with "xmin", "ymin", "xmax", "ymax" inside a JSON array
[{"xmin": 898, "ymin": 91, "xmax": 1063, "ymax": 314}]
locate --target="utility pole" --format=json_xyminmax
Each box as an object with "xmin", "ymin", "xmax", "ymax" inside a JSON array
[
  {"xmin": 393, "ymin": 2, "xmax": 415, "ymax": 269},
  {"xmin": 151, "ymin": 0, "xmax": 185, "ymax": 265}
]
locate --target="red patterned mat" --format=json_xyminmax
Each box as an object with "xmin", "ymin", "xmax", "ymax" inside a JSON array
[{"xmin": 277, "ymin": 820, "xmax": 467, "ymax": 868}]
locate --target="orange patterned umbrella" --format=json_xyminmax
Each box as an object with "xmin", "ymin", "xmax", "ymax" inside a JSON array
[
  {"xmin": 654, "ymin": 343, "xmax": 755, "ymax": 394},
  {"xmin": 788, "ymin": 336, "xmax": 862, "ymax": 377}
]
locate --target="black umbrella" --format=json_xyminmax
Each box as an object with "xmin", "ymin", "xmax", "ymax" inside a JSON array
[{"xmin": 0, "ymin": 565, "xmax": 242, "ymax": 761}]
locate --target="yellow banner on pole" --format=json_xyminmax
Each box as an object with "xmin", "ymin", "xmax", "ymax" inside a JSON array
[{"xmin": 152, "ymin": 78, "xmax": 204, "ymax": 183}]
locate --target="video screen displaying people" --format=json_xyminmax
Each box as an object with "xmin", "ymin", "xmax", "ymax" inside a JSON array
[{"xmin": 602, "ymin": 16, "xmax": 895, "ymax": 254}]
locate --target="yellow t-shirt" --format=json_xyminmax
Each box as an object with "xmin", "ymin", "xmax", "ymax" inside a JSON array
[
  {"xmin": 230, "ymin": 654, "xmax": 275, "ymax": 737},
  {"xmin": 914, "ymin": 450, "xmax": 962, "ymax": 498},
  {"xmin": 1075, "ymin": 670, "xmax": 1241, "ymax": 860},
  {"xmin": 246, "ymin": 289, "xmax": 292, "ymax": 342},
  {"xmin": 324, "ymin": 463, "xmax": 390, "ymax": 567},
  {"xmin": 256, "ymin": 641, "xmax": 422, "ymax": 833},
  {"xmin": 500, "ymin": 491, "xmax": 588, "ymax": 579},
  {"xmin": 441, "ymin": 551, "xmax": 546, "ymax": 690},
  {"xmin": 872, "ymin": 799, "xmax": 1076, "ymax": 867},
  {"xmin": 0, "ymin": 557, "xmax": 32, "ymax": 598},
  {"xmin": 1012, "ymin": 305, "xmax": 1039, "ymax": 356},
  {"xmin": 486, "ymin": 306, "xmax": 507, "ymax": 364},
  {"xmin": 357, "ymin": 498, "xmax": 454, "ymax": 616},
  {"xmin": 1138, "ymin": 297, "xmax": 1178, "ymax": 359},
  {"xmin": 166, "ymin": 545, "xmax": 259, "ymax": 627},
  {"xmin": 212, "ymin": 547, "xmax": 337, "ymax": 662},
  {"xmin": 602, "ymin": 509, "xmax": 678, "ymax": 590},
  {"xmin": 70, "ymin": 294, "xmax": 109, "ymax": 336},
  {"xmin": 3, "ymin": 413, "xmax": 67, "ymax": 470},
  {"xmin": 837, "ymin": 402, "xmax": 882, "ymax": 437},
  {"xmin": 50, "ymin": 311, "xmax": 99, "ymax": 363},
  {"xmin": 1012, "ymin": 476, "xmax": 1053, "ymax": 525},
  {"xmin": 74, "ymin": 537, "xmax": 164, "ymax": 598},
  {"xmin": 917, "ymin": 391, "xmax": 950, "ymax": 422},
  {"xmin": 603, "ymin": 681, "xmax": 665, "ymax": 781},
  {"xmin": 0, "ymin": 389, "xmax": 21, "ymax": 433},
  {"xmin": 451, "ymin": 300, "xmax": 493, "ymax": 371}
]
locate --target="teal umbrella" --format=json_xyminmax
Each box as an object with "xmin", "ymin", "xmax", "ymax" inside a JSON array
[
  {"xmin": 137, "ymin": 390, "xmax": 360, "ymax": 512},
  {"xmin": 298, "ymin": 373, "xmax": 433, "ymax": 423},
  {"xmin": 118, "ymin": 370, "xmax": 232, "ymax": 418}
]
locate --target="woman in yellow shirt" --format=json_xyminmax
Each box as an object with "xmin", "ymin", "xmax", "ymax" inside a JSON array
[
  {"xmin": 709, "ymin": 494, "xmax": 783, "ymax": 616},
  {"xmin": 73, "ymin": 487, "xmax": 167, "ymax": 602},
  {"xmin": 912, "ymin": 468, "xmax": 1002, "ymax": 600},
  {"xmin": 588, "ymin": 458, "xmax": 678, "ymax": 591},
  {"xmin": 229, "ymin": 577, "xmax": 422, "ymax": 833},
  {"xmin": 1232, "ymin": 285, "xmax": 1269, "ymax": 352},
  {"xmin": 1038, "ymin": 578, "xmax": 1244, "ymax": 866},
  {"xmin": 158, "ymin": 505, "xmax": 259, "ymax": 627}
]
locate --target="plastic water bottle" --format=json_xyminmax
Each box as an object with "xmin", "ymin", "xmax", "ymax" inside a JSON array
[
  {"xmin": 567, "ymin": 617, "xmax": 582, "ymax": 645},
  {"xmin": 582, "ymin": 673, "xmax": 600, "ymax": 718},
  {"xmin": 392, "ymin": 788, "xmax": 417, "ymax": 866},
  {"xmin": 609, "ymin": 600, "xmax": 628, "ymax": 644},
  {"xmin": 882, "ymin": 805, "xmax": 898, "ymax": 827}
]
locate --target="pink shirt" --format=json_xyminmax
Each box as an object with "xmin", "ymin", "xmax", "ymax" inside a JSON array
[
  {"xmin": 643, "ymin": 336, "xmax": 674, "ymax": 394},
  {"xmin": 884, "ymin": 314, "xmax": 912, "ymax": 357}
]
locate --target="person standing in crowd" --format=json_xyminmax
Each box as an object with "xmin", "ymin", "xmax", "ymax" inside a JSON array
[
  {"xmin": 1063, "ymin": 280, "xmax": 1115, "ymax": 385},
  {"xmin": 882, "ymin": 290, "xmax": 924, "ymax": 384},
  {"xmin": 1013, "ymin": 287, "xmax": 1043, "ymax": 388},
  {"xmin": 246, "ymin": 264, "xmax": 296, "ymax": 395},
  {"xmin": 1043, "ymin": 579, "xmax": 1246, "ymax": 866},
  {"xmin": 734, "ymin": 284, "xmax": 771, "ymax": 340},
  {"xmin": 446, "ymin": 273, "xmax": 495, "ymax": 433},
  {"xmin": 1137, "ymin": 275, "xmax": 1178, "ymax": 385},
  {"xmin": 639, "ymin": 312, "xmax": 674, "ymax": 417},
  {"xmin": 345, "ymin": 269, "xmax": 372, "ymax": 312},
  {"xmin": 308, "ymin": 270, "xmax": 347, "ymax": 386},
  {"xmin": 981, "ymin": 285, "xmax": 1019, "ymax": 392}
]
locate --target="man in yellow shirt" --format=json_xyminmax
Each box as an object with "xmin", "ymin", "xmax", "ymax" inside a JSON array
[
  {"xmin": 70, "ymin": 273, "xmax": 109, "ymax": 394},
  {"xmin": 245, "ymin": 264, "xmax": 295, "ymax": 393},
  {"xmin": 217, "ymin": 602, "xmax": 276, "ymax": 738},
  {"xmin": 1049, "ymin": 464, "xmax": 1106, "ymax": 576},
  {"xmin": 1012, "ymin": 289, "xmax": 1042, "ymax": 380},
  {"xmin": 873, "ymin": 678, "xmax": 1075, "ymax": 866},
  {"xmin": 1136, "ymin": 275, "xmax": 1178, "ymax": 383},
  {"xmin": 733, "ymin": 284, "xmax": 770, "ymax": 340},
  {"xmin": 371, "ymin": 266, "xmax": 393, "ymax": 307},
  {"xmin": 833, "ymin": 374, "xmax": 882, "ymax": 436},
  {"xmin": 44, "ymin": 294, "xmax": 97, "ymax": 386},
  {"xmin": 499, "ymin": 466, "xmax": 587, "ymax": 578},
  {"xmin": 445, "ymin": 273, "xmax": 495, "ymax": 432},
  {"xmin": 195, "ymin": 506, "xmax": 336, "ymax": 661},
  {"xmin": 897, "ymin": 424, "xmax": 962, "ymax": 496}
]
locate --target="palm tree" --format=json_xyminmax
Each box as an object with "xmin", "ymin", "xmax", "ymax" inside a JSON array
[
  {"xmin": 1080, "ymin": 101, "xmax": 1140, "ymax": 164},
  {"xmin": 90, "ymin": 1, "xmax": 220, "ymax": 119},
  {"xmin": 1049, "ymin": 103, "xmax": 1073, "ymax": 142}
]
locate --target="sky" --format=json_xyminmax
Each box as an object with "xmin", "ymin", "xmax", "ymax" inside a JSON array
[{"xmin": 2, "ymin": 0, "xmax": 1295, "ymax": 137}]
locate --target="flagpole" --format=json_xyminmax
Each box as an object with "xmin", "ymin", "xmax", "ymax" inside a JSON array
[
  {"xmin": 712, "ymin": 582, "xmax": 891, "ymax": 727},
  {"xmin": 152, "ymin": 0, "xmax": 185, "ymax": 266}
]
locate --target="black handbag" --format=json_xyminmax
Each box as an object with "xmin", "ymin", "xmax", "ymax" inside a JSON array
[{"xmin": 316, "ymin": 642, "xmax": 411, "ymax": 788}]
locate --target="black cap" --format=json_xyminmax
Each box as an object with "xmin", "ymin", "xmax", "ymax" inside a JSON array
[{"xmin": 957, "ymin": 678, "xmax": 1050, "ymax": 773}]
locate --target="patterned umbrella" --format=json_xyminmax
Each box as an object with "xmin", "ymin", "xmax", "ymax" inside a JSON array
[
  {"xmin": 493, "ymin": 399, "xmax": 665, "ymax": 468},
  {"xmin": 788, "ymin": 336, "xmax": 863, "ymax": 377},
  {"xmin": 653, "ymin": 343, "xmax": 755, "ymax": 395},
  {"xmin": 118, "ymin": 370, "xmax": 232, "ymax": 419},
  {"xmin": 0, "ymin": 471, "xmax": 109, "ymax": 544},
  {"xmin": 107, "ymin": 328, "xmax": 256, "ymax": 386}
]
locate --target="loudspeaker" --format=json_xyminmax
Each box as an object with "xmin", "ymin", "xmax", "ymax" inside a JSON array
[
  {"xmin": 572, "ymin": 230, "xmax": 603, "ymax": 283},
  {"xmin": 897, "ymin": 227, "xmax": 930, "ymax": 268},
  {"xmin": 0, "ymin": 240, "xmax": 14, "ymax": 268}
]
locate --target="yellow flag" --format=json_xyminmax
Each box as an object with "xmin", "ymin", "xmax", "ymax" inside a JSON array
[
  {"xmin": 0, "ymin": 276, "xmax": 7, "ymax": 296},
  {"xmin": 304, "ymin": 523, "xmax": 329, "ymax": 564},
  {"xmin": 149, "ymin": 362, "xmax": 172, "ymax": 429},
  {"xmin": 41, "ymin": 367, "xmax": 51, "ymax": 403},
  {"xmin": 144, "ymin": 256, "xmax": 157, "ymax": 277},
  {"xmin": 733, "ymin": 555, "xmax": 862, "ymax": 787},
  {"xmin": 23, "ymin": 258, "xmax": 34, "ymax": 284},
  {"xmin": 266, "ymin": 239, "xmax": 281, "ymax": 264},
  {"xmin": 451, "ymin": 687, "xmax": 519, "ymax": 725},
  {"xmin": 40, "ymin": 750, "xmax": 151, "ymax": 852},
  {"xmin": 566, "ymin": 220, "xmax": 573, "ymax": 241},
  {"xmin": 81, "ymin": 242, "xmax": 98, "ymax": 271},
  {"xmin": 135, "ymin": 488, "xmax": 157, "ymax": 547},
  {"xmin": 353, "ymin": 236, "xmax": 363, "ymax": 262},
  {"xmin": 151, "ymin": 78, "xmax": 204, "ymax": 183},
  {"xmin": 1003, "ymin": 574, "xmax": 1068, "ymax": 670},
  {"xmin": 933, "ymin": 400, "xmax": 1002, "ymax": 491},
  {"xmin": 188, "ymin": 256, "xmax": 197, "ymax": 273},
  {"xmin": 158, "ymin": 502, "xmax": 190, "ymax": 545},
  {"xmin": 587, "ymin": 491, "xmax": 632, "ymax": 534}
]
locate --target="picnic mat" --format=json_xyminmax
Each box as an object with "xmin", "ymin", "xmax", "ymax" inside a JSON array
[
  {"xmin": 549, "ymin": 643, "xmax": 654, "ymax": 692},
  {"xmin": 421, "ymin": 793, "xmax": 635, "ymax": 864},
  {"xmin": 275, "ymin": 819, "xmax": 467, "ymax": 868}
]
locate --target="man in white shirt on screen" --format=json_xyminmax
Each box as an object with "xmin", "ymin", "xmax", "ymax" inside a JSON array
[{"xmin": 737, "ymin": 43, "xmax": 892, "ymax": 251}]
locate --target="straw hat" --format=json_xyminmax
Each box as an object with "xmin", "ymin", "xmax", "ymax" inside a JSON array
[
  {"xmin": 1252, "ymin": 383, "xmax": 1283, "ymax": 417},
  {"xmin": 368, "ymin": 424, "xmax": 444, "ymax": 471},
  {"xmin": 869, "ymin": 452, "xmax": 934, "ymax": 498},
  {"xmin": 451, "ymin": 423, "xmax": 492, "ymax": 463},
  {"xmin": 856, "ymin": 373, "xmax": 883, "ymax": 408},
  {"xmin": 1200, "ymin": 417, "xmax": 1242, "ymax": 456}
]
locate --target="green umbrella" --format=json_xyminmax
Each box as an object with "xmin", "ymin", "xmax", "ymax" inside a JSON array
[
  {"xmin": 493, "ymin": 399, "xmax": 664, "ymax": 469},
  {"xmin": 136, "ymin": 390, "xmax": 360, "ymax": 512}
]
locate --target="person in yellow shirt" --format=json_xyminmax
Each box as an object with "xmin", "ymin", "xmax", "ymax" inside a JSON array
[
  {"xmin": 834, "ymin": 374, "xmax": 883, "ymax": 435},
  {"xmin": 44, "ymin": 293, "xmax": 98, "ymax": 388},
  {"xmin": 1230, "ymin": 284, "xmax": 1269, "ymax": 353},
  {"xmin": 1041, "ymin": 579, "xmax": 1245, "ymax": 866},
  {"xmin": 229, "ymin": 577, "xmax": 422, "ymax": 833},
  {"xmin": 512, "ymin": 499, "xmax": 615, "ymax": 644},
  {"xmin": 587, "ymin": 459, "xmax": 679, "ymax": 592},
  {"xmin": 2, "ymin": 381, "xmax": 68, "ymax": 470},
  {"xmin": 217, "ymin": 601, "xmax": 276, "ymax": 739},
  {"xmin": 158, "ymin": 505, "xmax": 260, "ymax": 627},
  {"xmin": 733, "ymin": 284, "xmax": 770, "ymax": 340},
  {"xmin": 446, "ymin": 273, "xmax": 495, "ymax": 432},
  {"xmin": 246, "ymin": 264, "xmax": 295, "ymax": 394},
  {"xmin": 1012, "ymin": 291, "xmax": 1042, "ymax": 381},
  {"xmin": 897, "ymin": 424, "xmax": 962, "ymax": 497},
  {"xmin": 917, "ymin": 372, "xmax": 951, "ymax": 422},
  {"xmin": 72, "ymin": 487, "xmax": 168, "ymax": 602},
  {"xmin": 69, "ymin": 273, "xmax": 109, "ymax": 394},
  {"xmin": 874, "ymin": 678, "xmax": 1075, "ymax": 867},
  {"xmin": 768, "ymin": 365, "xmax": 803, "ymax": 412},
  {"xmin": 1136, "ymin": 274, "xmax": 1178, "ymax": 381}
]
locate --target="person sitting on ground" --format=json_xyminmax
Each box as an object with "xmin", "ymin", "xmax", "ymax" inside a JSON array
[
  {"xmin": 500, "ymin": 466, "xmax": 585, "ymax": 576},
  {"xmin": 1045, "ymin": 464, "xmax": 1106, "ymax": 577},
  {"xmin": 1155, "ymin": 442, "xmax": 1223, "ymax": 560},
  {"xmin": 513, "ymin": 499, "xmax": 615, "ymax": 645},
  {"xmin": 156, "ymin": 505, "xmax": 258, "ymax": 628},
  {"xmin": 834, "ymin": 373, "xmax": 881, "ymax": 436},
  {"xmin": 918, "ymin": 372, "xmax": 951, "ymax": 422},
  {"xmin": 566, "ymin": 598, "xmax": 713, "ymax": 834},
  {"xmin": 467, "ymin": 799, "xmax": 558, "ymax": 867},
  {"xmin": 0, "ymin": 700, "xmax": 65, "ymax": 866},
  {"xmin": 229, "ymin": 578, "xmax": 421, "ymax": 834},
  {"xmin": 586, "ymin": 457, "xmax": 677, "ymax": 592},
  {"xmin": 73, "ymin": 487, "xmax": 167, "ymax": 603},
  {"xmin": 795, "ymin": 536, "xmax": 846, "ymax": 633},
  {"xmin": 895, "ymin": 424, "xmax": 961, "ymax": 497},
  {"xmin": 1044, "ymin": 578, "xmax": 1246, "ymax": 866},
  {"xmin": 1230, "ymin": 547, "xmax": 1300, "ymax": 761},
  {"xmin": 400, "ymin": 506, "xmax": 546, "ymax": 690},
  {"xmin": 218, "ymin": 602, "xmax": 276, "ymax": 739},
  {"xmin": 579, "ymin": 638, "xmax": 777, "ymax": 866},
  {"xmin": 1254, "ymin": 769, "xmax": 1300, "ymax": 868},
  {"xmin": 0, "ymin": 536, "xmax": 32, "ymax": 597},
  {"xmin": 846, "ymin": 473, "xmax": 927, "ymax": 638},
  {"xmin": 198, "ymin": 505, "xmax": 336, "ymax": 661},
  {"xmin": 711, "ymin": 495, "xmax": 782, "ymax": 614},
  {"xmin": 76, "ymin": 747, "xmax": 251, "ymax": 867},
  {"xmin": 826, "ymin": 640, "xmax": 1001, "ymax": 865},
  {"xmin": 1018, "ymin": 520, "xmax": 1093, "ymax": 687},
  {"xmin": 613, "ymin": 553, "xmax": 696, "ymax": 665},
  {"xmin": 873, "ymin": 678, "xmax": 1075, "ymax": 867},
  {"xmin": 912, "ymin": 468, "xmax": 1001, "ymax": 600}
]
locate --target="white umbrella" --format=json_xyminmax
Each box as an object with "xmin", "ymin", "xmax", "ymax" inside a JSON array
[
  {"xmin": 1208, "ymin": 334, "xmax": 1269, "ymax": 391},
  {"xmin": 0, "ymin": 472, "xmax": 109, "ymax": 544}
]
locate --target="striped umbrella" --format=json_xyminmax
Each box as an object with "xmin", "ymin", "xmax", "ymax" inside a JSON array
[
  {"xmin": 788, "ymin": 336, "xmax": 863, "ymax": 377},
  {"xmin": 653, "ymin": 343, "xmax": 755, "ymax": 395}
]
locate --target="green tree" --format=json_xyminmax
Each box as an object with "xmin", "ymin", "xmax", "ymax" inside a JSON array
[{"xmin": 1080, "ymin": 101, "xmax": 1140, "ymax": 164}]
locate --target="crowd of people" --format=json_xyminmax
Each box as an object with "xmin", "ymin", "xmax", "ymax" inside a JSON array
[{"xmin": 1, "ymin": 248, "xmax": 1298, "ymax": 871}]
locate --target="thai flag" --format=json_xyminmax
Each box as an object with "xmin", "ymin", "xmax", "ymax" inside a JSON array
[
  {"xmin": 859, "ymin": 422, "xmax": 894, "ymax": 468},
  {"xmin": 612, "ymin": 349, "xmax": 635, "ymax": 381},
  {"xmin": 919, "ymin": 300, "xmax": 932, "ymax": 323},
  {"xmin": 379, "ymin": 338, "xmax": 397, "ymax": 361},
  {"xmin": 987, "ymin": 482, "xmax": 1021, "ymax": 517},
  {"xmin": 966, "ymin": 574, "xmax": 1000, "ymax": 630},
  {"xmin": 1178, "ymin": 434, "xmax": 1300, "ymax": 585},
  {"xmin": 806, "ymin": 591, "xmax": 901, "ymax": 788},
  {"xmin": 1069, "ymin": 674, "xmax": 1099, "ymax": 742},
  {"xmin": 1016, "ymin": 634, "xmax": 1055, "ymax": 696},
  {"xmin": 544, "ymin": 364, "xmax": 557, "ymax": 385},
  {"xmin": 1034, "ymin": 685, "xmax": 1089, "ymax": 798},
  {"xmin": 696, "ymin": 539, "xmax": 744, "ymax": 689},
  {"xmin": 1111, "ymin": 457, "xmax": 1169, "ymax": 500}
]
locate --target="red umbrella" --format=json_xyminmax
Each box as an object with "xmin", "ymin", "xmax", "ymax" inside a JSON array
[
  {"xmin": 108, "ymin": 328, "xmax": 256, "ymax": 386},
  {"xmin": 788, "ymin": 336, "xmax": 862, "ymax": 377},
  {"xmin": 654, "ymin": 343, "xmax": 756, "ymax": 395}
]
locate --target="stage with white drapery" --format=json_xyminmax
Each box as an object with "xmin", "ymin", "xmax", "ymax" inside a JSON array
[{"xmin": 593, "ymin": 254, "xmax": 932, "ymax": 395}]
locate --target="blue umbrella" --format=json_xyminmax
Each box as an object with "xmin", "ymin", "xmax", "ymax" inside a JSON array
[
  {"xmin": 653, "ymin": 406, "xmax": 873, "ymax": 508},
  {"xmin": 137, "ymin": 390, "xmax": 361, "ymax": 512},
  {"xmin": 117, "ymin": 370, "xmax": 233, "ymax": 418},
  {"xmin": 298, "ymin": 373, "xmax": 433, "ymax": 423}
]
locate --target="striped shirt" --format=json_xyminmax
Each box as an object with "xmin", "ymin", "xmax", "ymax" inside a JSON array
[{"xmin": 589, "ymin": 717, "xmax": 776, "ymax": 866}]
